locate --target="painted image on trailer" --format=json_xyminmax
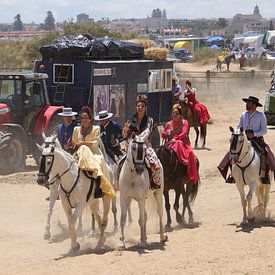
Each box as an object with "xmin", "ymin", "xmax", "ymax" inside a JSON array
[
  {"xmin": 93, "ymin": 85, "xmax": 109, "ymax": 117},
  {"xmin": 110, "ymin": 84, "xmax": 125, "ymax": 119}
]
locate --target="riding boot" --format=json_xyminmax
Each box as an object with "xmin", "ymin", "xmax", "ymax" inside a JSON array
[{"xmin": 94, "ymin": 176, "xmax": 104, "ymax": 198}]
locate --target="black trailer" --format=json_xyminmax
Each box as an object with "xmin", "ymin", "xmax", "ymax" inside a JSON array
[{"xmin": 34, "ymin": 59, "xmax": 173, "ymax": 125}]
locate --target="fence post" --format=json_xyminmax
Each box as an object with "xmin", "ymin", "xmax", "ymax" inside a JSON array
[
  {"xmin": 206, "ymin": 70, "xmax": 210, "ymax": 90},
  {"xmin": 251, "ymin": 70, "xmax": 255, "ymax": 83}
]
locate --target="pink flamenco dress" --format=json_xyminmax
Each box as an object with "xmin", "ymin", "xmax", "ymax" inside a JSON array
[
  {"xmin": 162, "ymin": 119, "xmax": 199, "ymax": 184},
  {"xmin": 185, "ymin": 91, "xmax": 210, "ymax": 125}
]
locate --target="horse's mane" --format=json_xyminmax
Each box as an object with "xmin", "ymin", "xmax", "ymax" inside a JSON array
[{"xmin": 55, "ymin": 146, "xmax": 75, "ymax": 161}]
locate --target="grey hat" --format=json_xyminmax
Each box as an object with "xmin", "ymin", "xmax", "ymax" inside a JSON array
[
  {"xmin": 94, "ymin": 110, "xmax": 113, "ymax": 121},
  {"xmin": 57, "ymin": 107, "xmax": 78, "ymax": 116}
]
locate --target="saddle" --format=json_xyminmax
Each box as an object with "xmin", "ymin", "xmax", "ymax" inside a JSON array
[{"xmin": 117, "ymin": 155, "xmax": 160, "ymax": 189}]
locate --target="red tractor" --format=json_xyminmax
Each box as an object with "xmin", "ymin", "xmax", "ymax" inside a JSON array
[{"xmin": 0, "ymin": 72, "xmax": 63, "ymax": 173}]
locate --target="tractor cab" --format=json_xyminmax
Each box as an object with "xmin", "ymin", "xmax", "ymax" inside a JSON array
[{"xmin": 0, "ymin": 72, "xmax": 49, "ymax": 131}]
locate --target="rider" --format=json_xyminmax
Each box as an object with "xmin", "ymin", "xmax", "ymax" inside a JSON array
[
  {"xmin": 218, "ymin": 96, "xmax": 275, "ymax": 184},
  {"xmin": 172, "ymin": 76, "xmax": 182, "ymax": 103},
  {"xmin": 122, "ymin": 95, "xmax": 161, "ymax": 189},
  {"xmin": 57, "ymin": 107, "xmax": 78, "ymax": 153},
  {"xmin": 94, "ymin": 110, "xmax": 124, "ymax": 163},
  {"xmin": 184, "ymin": 80, "xmax": 210, "ymax": 125},
  {"xmin": 162, "ymin": 103, "xmax": 198, "ymax": 183},
  {"xmin": 72, "ymin": 105, "xmax": 115, "ymax": 198}
]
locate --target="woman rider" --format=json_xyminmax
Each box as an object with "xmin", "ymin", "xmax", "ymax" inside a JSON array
[
  {"xmin": 72, "ymin": 105, "xmax": 115, "ymax": 199},
  {"xmin": 184, "ymin": 80, "xmax": 210, "ymax": 125},
  {"xmin": 162, "ymin": 103, "xmax": 198, "ymax": 183},
  {"xmin": 122, "ymin": 95, "xmax": 161, "ymax": 189}
]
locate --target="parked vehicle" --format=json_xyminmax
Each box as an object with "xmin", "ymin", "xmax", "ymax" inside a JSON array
[
  {"xmin": 264, "ymin": 71, "xmax": 275, "ymax": 125},
  {"xmin": 0, "ymin": 72, "xmax": 63, "ymax": 173},
  {"xmin": 173, "ymin": 49, "xmax": 193, "ymax": 62}
]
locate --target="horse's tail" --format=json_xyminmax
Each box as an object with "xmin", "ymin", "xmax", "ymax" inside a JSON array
[{"xmin": 189, "ymin": 157, "xmax": 200, "ymax": 204}]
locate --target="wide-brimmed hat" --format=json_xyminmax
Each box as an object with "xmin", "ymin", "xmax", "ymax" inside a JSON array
[
  {"xmin": 242, "ymin": 96, "xmax": 263, "ymax": 107},
  {"xmin": 57, "ymin": 107, "xmax": 78, "ymax": 117},
  {"xmin": 94, "ymin": 110, "xmax": 113, "ymax": 121}
]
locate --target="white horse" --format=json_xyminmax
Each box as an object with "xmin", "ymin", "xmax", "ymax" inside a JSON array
[
  {"xmin": 37, "ymin": 137, "xmax": 111, "ymax": 254},
  {"xmin": 118, "ymin": 133, "xmax": 168, "ymax": 250},
  {"xmin": 229, "ymin": 126, "xmax": 273, "ymax": 225}
]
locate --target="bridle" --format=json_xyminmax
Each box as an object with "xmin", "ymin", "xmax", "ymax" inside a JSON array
[{"xmin": 128, "ymin": 139, "xmax": 146, "ymax": 174}]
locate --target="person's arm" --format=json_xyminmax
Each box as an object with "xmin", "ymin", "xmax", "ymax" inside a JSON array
[
  {"xmin": 114, "ymin": 122, "xmax": 124, "ymax": 144},
  {"xmin": 254, "ymin": 113, "xmax": 267, "ymax": 137},
  {"xmin": 173, "ymin": 120, "xmax": 189, "ymax": 140},
  {"xmin": 161, "ymin": 122, "xmax": 171, "ymax": 139},
  {"xmin": 139, "ymin": 117, "xmax": 153, "ymax": 141}
]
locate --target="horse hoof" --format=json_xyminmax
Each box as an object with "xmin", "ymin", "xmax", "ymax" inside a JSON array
[
  {"xmin": 176, "ymin": 215, "xmax": 183, "ymax": 224},
  {"xmin": 160, "ymin": 233, "xmax": 168, "ymax": 243},
  {"xmin": 43, "ymin": 232, "xmax": 50, "ymax": 240},
  {"xmin": 139, "ymin": 241, "xmax": 147, "ymax": 249},
  {"xmin": 118, "ymin": 241, "xmax": 125, "ymax": 251},
  {"xmin": 69, "ymin": 242, "xmax": 80, "ymax": 255},
  {"xmin": 247, "ymin": 216, "xmax": 255, "ymax": 223},
  {"xmin": 165, "ymin": 224, "xmax": 172, "ymax": 232}
]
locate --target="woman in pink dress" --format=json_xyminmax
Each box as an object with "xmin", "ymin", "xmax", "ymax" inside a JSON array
[
  {"xmin": 162, "ymin": 103, "xmax": 198, "ymax": 184},
  {"xmin": 184, "ymin": 80, "xmax": 210, "ymax": 125}
]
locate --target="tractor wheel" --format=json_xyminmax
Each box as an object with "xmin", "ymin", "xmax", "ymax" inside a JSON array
[{"xmin": 6, "ymin": 134, "xmax": 26, "ymax": 173}]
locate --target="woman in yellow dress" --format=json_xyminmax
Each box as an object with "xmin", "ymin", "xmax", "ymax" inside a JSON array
[{"xmin": 72, "ymin": 105, "xmax": 115, "ymax": 199}]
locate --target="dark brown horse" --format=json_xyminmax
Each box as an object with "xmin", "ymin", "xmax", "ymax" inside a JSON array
[
  {"xmin": 157, "ymin": 146, "xmax": 200, "ymax": 231},
  {"xmin": 216, "ymin": 53, "xmax": 235, "ymax": 71},
  {"xmin": 180, "ymin": 100, "xmax": 207, "ymax": 148}
]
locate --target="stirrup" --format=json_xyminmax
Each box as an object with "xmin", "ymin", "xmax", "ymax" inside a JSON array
[{"xmin": 150, "ymin": 182, "xmax": 161, "ymax": 190}]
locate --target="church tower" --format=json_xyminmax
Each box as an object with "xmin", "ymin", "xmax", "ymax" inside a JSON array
[{"xmin": 253, "ymin": 5, "xmax": 260, "ymax": 15}]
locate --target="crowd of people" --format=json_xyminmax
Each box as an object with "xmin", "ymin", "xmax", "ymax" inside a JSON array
[{"xmin": 54, "ymin": 76, "xmax": 274, "ymax": 196}]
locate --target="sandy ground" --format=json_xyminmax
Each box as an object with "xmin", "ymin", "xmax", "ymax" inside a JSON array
[{"xmin": 1, "ymin": 64, "xmax": 275, "ymax": 274}]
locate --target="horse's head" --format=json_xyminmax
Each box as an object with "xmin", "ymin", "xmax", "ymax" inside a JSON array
[
  {"xmin": 36, "ymin": 135, "xmax": 57, "ymax": 186},
  {"xmin": 232, "ymin": 53, "xmax": 236, "ymax": 60},
  {"xmin": 127, "ymin": 132, "xmax": 146, "ymax": 174},
  {"xmin": 229, "ymin": 126, "xmax": 246, "ymax": 163}
]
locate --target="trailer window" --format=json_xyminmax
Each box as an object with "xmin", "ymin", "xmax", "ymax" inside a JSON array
[
  {"xmin": 148, "ymin": 70, "xmax": 161, "ymax": 92},
  {"xmin": 53, "ymin": 64, "xmax": 74, "ymax": 84},
  {"xmin": 162, "ymin": 69, "xmax": 172, "ymax": 91}
]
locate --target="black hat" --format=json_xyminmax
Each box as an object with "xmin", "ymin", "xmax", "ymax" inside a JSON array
[{"xmin": 242, "ymin": 96, "xmax": 262, "ymax": 107}]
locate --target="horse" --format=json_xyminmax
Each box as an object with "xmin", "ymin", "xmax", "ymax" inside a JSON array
[
  {"xmin": 118, "ymin": 133, "xmax": 168, "ymax": 249},
  {"xmin": 238, "ymin": 52, "xmax": 246, "ymax": 70},
  {"xmin": 157, "ymin": 146, "xmax": 200, "ymax": 231},
  {"xmin": 37, "ymin": 136, "xmax": 111, "ymax": 254},
  {"xmin": 216, "ymin": 53, "xmax": 235, "ymax": 71},
  {"xmin": 180, "ymin": 99, "xmax": 207, "ymax": 148},
  {"xmin": 38, "ymin": 134, "xmax": 123, "ymax": 240},
  {"xmin": 229, "ymin": 126, "xmax": 273, "ymax": 225}
]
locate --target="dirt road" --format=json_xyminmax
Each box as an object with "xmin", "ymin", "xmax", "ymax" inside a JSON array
[{"xmin": 0, "ymin": 75, "xmax": 275, "ymax": 274}]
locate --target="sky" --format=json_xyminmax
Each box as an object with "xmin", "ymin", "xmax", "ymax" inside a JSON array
[{"xmin": 1, "ymin": 0, "xmax": 274, "ymax": 24}]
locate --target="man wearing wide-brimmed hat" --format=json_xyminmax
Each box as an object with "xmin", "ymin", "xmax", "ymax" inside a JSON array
[
  {"xmin": 95, "ymin": 110, "xmax": 123, "ymax": 162},
  {"xmin": 218, "ymin": 96, "xmax": 275, "ymax": 184},
  {"xmin": 57, "ymin": 107, "xmax": 78, "ymax": 152}
]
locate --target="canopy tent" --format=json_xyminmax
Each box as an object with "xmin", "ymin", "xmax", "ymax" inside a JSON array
[
  {"xmin": 173, "ymin": 41, "xmax": 192, "ymax": 51},
  {"xmin": 175, "ymin": 48, "xmax": 191, "ymax": 54},
  {"xmin": 206, "ymin": 36, "xmax": 224, "ymax": 44},
  {"xmin": 209, "ymin": 44, "xmax": 220, "ymax": 49}
]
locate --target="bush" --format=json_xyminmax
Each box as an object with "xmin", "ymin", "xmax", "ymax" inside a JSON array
[{"xmin": 192, "ymin": 47, "xmax": 220, "ymax": 63}]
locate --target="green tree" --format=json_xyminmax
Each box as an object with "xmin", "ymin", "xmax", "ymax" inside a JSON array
[
  {"xmin": 44, "ymin": 11, "xmax": 55, "ymax": 31},
  {"xmin": 13, "ymin": 14, "xmax": 23, "ymax": 31}
]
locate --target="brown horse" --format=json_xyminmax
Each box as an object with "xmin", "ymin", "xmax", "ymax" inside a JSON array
[
  {"xmin": 216, "ymin": 53, "xmax": 235, "ymax": 71},
  {"xmin": 157, "ymin": 146, "xmax": 200, "ymax": 231},
  {"xmin": 180, "ymin": 100, "xmax": 207, "ymax": 148}
]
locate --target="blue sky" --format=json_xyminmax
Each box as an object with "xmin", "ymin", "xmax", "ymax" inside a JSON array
[{"xmin": 1, "ymin": 0, "xmax": 274, "ymax": 24}]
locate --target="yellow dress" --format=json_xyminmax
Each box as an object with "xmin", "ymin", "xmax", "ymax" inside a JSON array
[{"xmin": 72, "ymin": 125, "xmax": 115, "ymax": 199}]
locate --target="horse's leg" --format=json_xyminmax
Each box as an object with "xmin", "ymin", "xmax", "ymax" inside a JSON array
[
  {"xmin": 201, "ymin": 124, "xmax": 206, "ymax": 148},
  {"xmin": 174, "ymin": 188, "xmax": 182, "ymax": 224},
  {"xmin": 89, "ymin": 200, "xmax": 101, "ymax": 236},
  {"xmin": 236, "ymin": 183, "xmax": 248, "ymax": 224},
  {"xmin": 181, "ymin": 185, "xmax": 187, "ymax": 224},
  {"xmin": 118, "ymin": 195, "xmax": 131, "ymax": 250},
  {"xmin": 194, "ymin": 127, "xmax": 199, "ymax": 148},
  {"xmin": 227, "ymin": 62, "xmax": 229, "ymax": 72},
  {"xmin": 185, "ymin": 182, "xmax": 194, "ymax": 224},
  {"xmin": 153, "ymin": 189, "xmax": 168, "ymax": 242},
  {"xmin": 44, "ymin": 183, "xmax": 59, "ymax": 240},
  {"xmin": 137, "ymin": 198, "xmax": 147, "ymax": 248},
  {"xmin": 76, "ymin": 212, "xmax": 83, "ymax": 234},
  {"xmin": 100, "ymin": 195, "xmax": 111, "ymax": 242},
  {"xmin": 246, "ymin": 182, "xmax": 257, "ymax": 221},
  {"xmin": 127, "ymin": 204, "xmax": 133, "ymax": 225},
  {"xmin": 263, "ymin": 183, "xmax": 271, "ymax": 219},
  {"xmin": 164, "ymin": 190, "xmax": 172, "ymax": 231},
  {"xmin": 111, "ymin": 197, "xmax": 118, "ymax": 230}
]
